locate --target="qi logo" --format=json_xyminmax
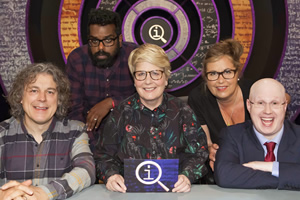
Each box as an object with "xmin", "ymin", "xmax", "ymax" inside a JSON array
[
  {"xmin": 135, "ymin": 161, "xmax": 169, "ymax": 192},
  {"xmin": 149, "ymin": 24, "xmax": 167, "ymax": 43}
]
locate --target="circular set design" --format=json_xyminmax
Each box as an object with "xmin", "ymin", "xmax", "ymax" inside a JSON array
[
  {"xmin": 4, "ymin": 0, "xmax": 292, "ymax": 120},
  {"xmin": 109, "ymin": 0, "xmax": 219, "ymax": 91},
  {"xmin": 56, "ymin": 0, "xmax": 253, "ymax": 92}
]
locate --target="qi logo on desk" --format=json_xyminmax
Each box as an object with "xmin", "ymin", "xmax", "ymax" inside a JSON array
[
  {"xmin": 124, "ymin": 159, "xmax": 178, "ymax": 192},
  {"xmin": 135, "ymin": 160, "xmax": 169, "ymax": 191}
]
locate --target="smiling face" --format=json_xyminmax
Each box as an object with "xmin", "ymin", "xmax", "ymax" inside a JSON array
[
  {"xmin": 88, "ymin": 24, "xmax": 122, "ymax": 68},
  {"xmin": 21, "ymin": 73, "xmax": 58, "ymax": 128},
  {"xmin": 134, "ymin": 62, "xmax": 168, "ymax": 110},
  {"xmin": 205, "ymin": 56, "xmax": 240, "ymax": 102},
  {"xmin": 247, "ymin": 79, "xmax": 287, "ymax": 140}
]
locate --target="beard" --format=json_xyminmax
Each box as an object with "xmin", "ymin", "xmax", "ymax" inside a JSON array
[{"xmin": 88, "ymin": 41, "xmax": 120, "ymax": 69}]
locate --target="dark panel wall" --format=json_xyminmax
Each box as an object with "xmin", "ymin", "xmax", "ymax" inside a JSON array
[
  {"xmin": 243, "ymin": 0, "xmax": 286, "ymax": 80},
  {"xmin": 0, "ymin": 87, "xmax": 10, "ymax": 122}
]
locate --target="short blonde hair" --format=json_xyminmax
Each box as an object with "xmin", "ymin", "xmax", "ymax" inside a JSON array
[{"xmin": 128, "ymin": 43, "xmax": 171, "ymax": 79}]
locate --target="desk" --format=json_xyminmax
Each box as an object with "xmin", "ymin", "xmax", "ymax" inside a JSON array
[{"xmin": 69, "ymin": 184, "xmax": 299, "ymax": 200}]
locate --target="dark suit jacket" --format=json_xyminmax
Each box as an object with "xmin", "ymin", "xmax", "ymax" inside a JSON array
[{"xmin": 214, "ymin": 120, "xmax": 300, "ymax": 190}]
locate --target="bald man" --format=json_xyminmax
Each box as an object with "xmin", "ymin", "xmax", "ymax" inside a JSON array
[{"xmin": 214, "ymin": 78, "xmax": 300, "ymax": 190}]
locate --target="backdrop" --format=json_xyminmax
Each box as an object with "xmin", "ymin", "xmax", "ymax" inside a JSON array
[{"xmin": 0, "ymin": 0, "xmax": 299, "ymax": 121}]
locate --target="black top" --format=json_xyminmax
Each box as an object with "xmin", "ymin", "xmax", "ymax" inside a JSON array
[{"xmin": 188, "ymin": 79, "xmax": 253, "ymax": 145}]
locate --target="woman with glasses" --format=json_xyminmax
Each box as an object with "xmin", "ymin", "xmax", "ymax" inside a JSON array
[
  {"xmin": 188, "ymin": 39, "xmax": 254, "ymax": 180},
  {"xmin": 95, "ymin": 43, "xmax": 208, "ymax": 193}
]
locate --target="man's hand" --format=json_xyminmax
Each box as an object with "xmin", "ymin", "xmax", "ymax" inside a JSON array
[
  {"xmin": 1, "ymin": 180, "xmax": 33, "ymax": 200},
  {"xmin": 86, "ymin": 98, "xmax": 113, "ymax": 131},
  {"xmin": 208, "ymin": 143, "xmax": 219, "ymax": 171},
  {"xmin": 243, "ymin": 161, "xmax": 273, "ymax": 172},
  {"xmin": 106, "ymin": 174, "xmax": 127, "ymax": 193},
  {"xmin": 172, "ymin": 175, "xmax": 191, "ymax": 193},
  {"xmin": 26, "ymin": 186, "xmax": 49, "ymax": 200},
  {"xmin": 1, "ymin": 180, "xmax": 49, "ymax": 200}
]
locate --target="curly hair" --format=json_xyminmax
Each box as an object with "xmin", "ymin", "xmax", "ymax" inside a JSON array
[
  {"xmin": 128, "ymin": 43, "xmax": 171, "ymax": 79},
  {"xmin": 202, "ymin": 38, "xmax": 243, "ymax": 78},
  {"xmin": 7, "ymin": 63, "xmax": 70, "ymax": 120},
  {"xmin": 87, "ymin": 9, "xmax": 122, "ymax": 36}
]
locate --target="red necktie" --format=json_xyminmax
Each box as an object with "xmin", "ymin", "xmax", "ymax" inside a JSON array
[{"xmin": 264, "ymin": 142, "xmax": 276, "ymax": 162}]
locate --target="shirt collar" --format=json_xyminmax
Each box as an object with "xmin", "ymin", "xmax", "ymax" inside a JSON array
[
  {"xmin": 135, "ymin": 92, "xmax": 168, "ymax": 112},
  {"xmin": 21, "ymin": 116, "xmax": 58, "ymax": 139},
  {"xmin": 253, "ymin": 124, "xmax": 284, "ymax": 146}
]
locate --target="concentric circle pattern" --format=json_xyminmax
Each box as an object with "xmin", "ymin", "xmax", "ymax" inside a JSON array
[
  {"xmin": 2, "ymin": 0, "xmax": 298, "ymax": 120},
  {"xmin": 58, "ymin": 0, "xmax": 254, "ymax": 92},
  {"xmin": 101, "ymin": 0, "xmax": 219, "ymax": 91}
]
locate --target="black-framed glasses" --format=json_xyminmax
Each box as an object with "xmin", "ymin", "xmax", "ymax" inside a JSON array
[
  {"xmin": 206, "ymin": 69, "xmax": 237, "ymax": 81},
  {"xmin": 134, "ymin": 70, "xmax": 164, "ymax": 81},
  {"xmin": 88, "ymin": 36, "xmax": 119, "ymax": 47},
  {"xmin": 249, "ymin": 100, "xmax": 286, "ymax": 109}
]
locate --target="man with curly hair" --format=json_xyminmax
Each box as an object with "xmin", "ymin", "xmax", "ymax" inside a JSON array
[
  {"xmin": 66, "ymin": 9, "xmax": 138, "ymax": 152},
  {"xmin": 0, "ymin": 63, "xmax": 95, "ymax": 200}
]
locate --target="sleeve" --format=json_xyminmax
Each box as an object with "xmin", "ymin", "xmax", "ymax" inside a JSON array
[
  {"xmin": 277, "ymin": 122, "xmax": 300, "ymax": 190},
  {"xmin": 214, "ymin": 128, "xmax": 279, "ymax": 189},
  {"xmin": 66, "ymin": 51, "xmax": 86, "ymax": 122},
  {"xmin": 39, "ymin": 132, "xmax": 96, "ymax": 199},
  {"xmin": 94, "ymin": 110, "xmax": 124, "ymax": 184},
  {"xmin": 272, "ymin": 162, "xmax": 279, "ymax": 177},
  {"xmin": 179, "ymin": 105, "xmax": 209, "ymax": 183},
  {"xmin": 188, "ymin": 86, "xmax": 207, "ymax": 125},
  {"xmin": 278, "ymin": 162, "xmax": 300, "ymax": 190},
  {"xmin": 111, "ymin": 97, "xmax": 124, "ymax": 107}
]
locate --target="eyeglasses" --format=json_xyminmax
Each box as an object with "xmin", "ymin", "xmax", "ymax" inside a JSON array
[
  {"xmin": 249, "ymin": 100, "xmax": 286, "ymax": 109},
  {"xmin": 134, "ymin": 70, "xmax": 164, "ymax": 81},
  {"xmin": 88, "ymin": 36, "xmax": 119, "ymax": 47},
  {"xmin": 206, "ymin": 69, "xmax": 237, "ymax": 81}
]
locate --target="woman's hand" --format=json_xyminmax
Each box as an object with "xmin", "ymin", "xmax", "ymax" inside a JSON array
[
  {"xmin": 172, "ymin": 175, "xmax": 191, "ymax": 193},
  {"xmin": 209, "ymin": 143, "xmax": 219, "ymax": 171},
  {"xmin": 106, "ymin": 174, "xmax": 127, "ymax": 193}
]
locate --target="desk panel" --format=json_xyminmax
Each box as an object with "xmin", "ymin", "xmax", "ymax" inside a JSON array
[{"xmin": 69, "ymin": 184, "xmax": 299, "ymax": 200}]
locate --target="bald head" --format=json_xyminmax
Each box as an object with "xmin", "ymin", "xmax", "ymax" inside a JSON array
[
  {"xmin": 247, "ymin": 78, "xmax": 287, "ymax": 140},
  {"xmin": 249, "ymin": 78, "xmax": 286, "ymax": 101}
]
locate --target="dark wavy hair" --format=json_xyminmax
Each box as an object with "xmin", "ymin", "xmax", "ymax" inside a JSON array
[
  {"xmin": 7, "ymin": 63, "xmax": 70, "ymax": 120},
  {"xmin": 202, "ymin": 38, "xmax": 244, "ymax": 79},
  {"xmin": 87, "ymin": 9, "xmax": 122, "ymax": 36}
]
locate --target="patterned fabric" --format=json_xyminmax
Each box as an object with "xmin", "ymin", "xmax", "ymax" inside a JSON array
[
  {"xmin": 66, "ymin": 42, "xmax": 138, "ymax": 151},
  {"xmin": 95, "ymin": 93, "xmax": 208, "ymax": 184},
  {"xmin": 0, "ymin": 117, "xmax": 96, "ymax": 200}
]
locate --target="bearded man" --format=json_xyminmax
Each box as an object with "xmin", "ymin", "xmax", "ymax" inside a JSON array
[{"xmin": 66, "ymin": 9, "xmax": 138, "ymax": 151}]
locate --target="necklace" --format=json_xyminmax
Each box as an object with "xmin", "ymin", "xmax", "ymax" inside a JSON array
[{"xmin": 217, "ymin": 89, "xmax": 240, "ymax": 126}]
